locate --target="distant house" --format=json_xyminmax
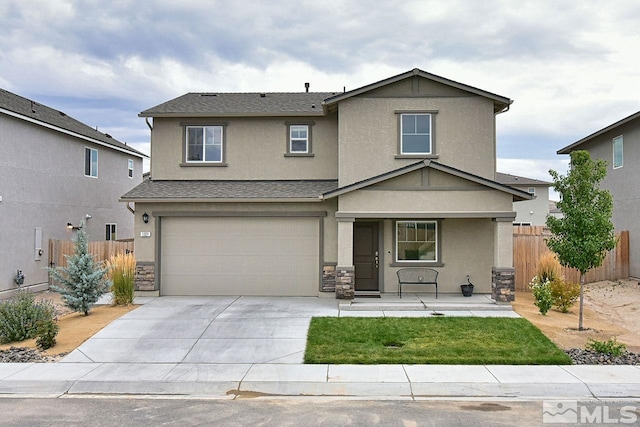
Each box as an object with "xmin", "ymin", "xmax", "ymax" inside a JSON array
[
  {"xmin": 496, "ymin": 173, "xmax": 551, "ymax": 226},
  {"xmin": 548, "ymin": 201, "xmax": 563, "ymax": 219},
  {"xmin": 558, "ymin": 110, "xmax": 640, "ymax": 278},
  {"xmin": 123, "ymin": 68, "xmax": 531, "ymax": 301},
  {"xmin": 0, "ymin": 89, "xmax": 146, "ymax": 295}
]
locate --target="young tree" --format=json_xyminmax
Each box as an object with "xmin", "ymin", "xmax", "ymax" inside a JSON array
[
  {"xmin": 49, "ymin": 221, "xmax": 109, "ymax": 315},
  {"xmin": 546, "ymin": 150, "xmax": 617, "ymax": 330}
]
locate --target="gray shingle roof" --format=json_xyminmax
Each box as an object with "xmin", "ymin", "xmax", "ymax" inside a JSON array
[
  {"xmin": 0, "ymin": 88, "xmax": 146, "ymax": 157},
  {"xmin": 496, "ymin": 172, "xmax": 551, "ymax": 186},
  {"xmin": 139, "ymin": 92, "xmax": 338, "ymax": 117},
  {"xmin": 121, "ymin": 180, "xmax": 339, "ymax": 200}
]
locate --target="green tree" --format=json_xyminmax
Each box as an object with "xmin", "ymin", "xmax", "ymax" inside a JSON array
[
  {"xmin": 49, "ymin": 222, "xmax": 109, "ymax": 315},
  {"xmin": 546, "ymin": 150, "xmax": 617, "ymax": 330}
]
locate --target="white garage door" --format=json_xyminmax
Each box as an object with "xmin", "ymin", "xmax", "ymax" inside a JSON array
[{"xmin": 160, "ymin": 216, "xmax": 320, "ymax": 296}]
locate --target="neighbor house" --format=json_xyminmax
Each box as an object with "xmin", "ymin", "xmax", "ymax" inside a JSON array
[
  {"xmin": 122, "ymin": 68, "xmax": 531, "ymax": 300},
  {"xmin": 0, "ymin": 89, "xmax": 146, "ymax": 295},
  {"xmin": 496, "ymin": 172, "xmax": 551, "ymax": 226},
  {"xmin": 558, "ymin": 110, "xmax": 640, "ymax": 279}
]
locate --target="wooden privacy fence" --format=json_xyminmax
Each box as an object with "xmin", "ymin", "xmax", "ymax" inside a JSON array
[
  {"xmin": 513, "ymin": 226, "xmax": 629, "ymax": 291},
  {"xmin": 48, "ymin": 239, "xmax": 134, "ymax": 285}
]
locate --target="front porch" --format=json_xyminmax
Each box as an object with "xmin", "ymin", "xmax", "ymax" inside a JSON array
[{"xmin": 338, "ymin": 292, "xmax": 518, "ymax": 317}]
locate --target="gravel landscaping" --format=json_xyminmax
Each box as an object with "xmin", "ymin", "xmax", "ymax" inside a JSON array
[
  {"xmin": 0, "ymin": 346, "xmax": 66, "ymax": 363},
  {"xmin": 565, "ymin": 348, "xmax": 640, "ymax": 365}
]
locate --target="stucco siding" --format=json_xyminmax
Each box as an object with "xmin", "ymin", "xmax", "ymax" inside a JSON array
[
  {"xmin": 338, "ymin": 94, "xmax": 496, "ymax": 186},
  {"xmin": 512, "ymin": 185, "xmax": 549, "ymax": 225},
  {"xmin": 338, "ymin": 188, "xmax": 513, "ymax": 213},
  {"xmin": 0, "ymin": 114, "xmax": 142, "ymax": 291},
  {"xmin": 574, "ymin": 119, "xmax": 640, "ymax": 278},
  {"xmin": 150, "ymin": 115, "xmax": 338, "ymax": 180},
  {"xmin": 380, "ymin": 218, "xmax": 494, "ymax": 294}
]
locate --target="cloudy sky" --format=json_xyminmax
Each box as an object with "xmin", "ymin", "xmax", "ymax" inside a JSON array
[{"xmin": 2, "ymin": 0, "xmax": 639, "ymax": 195}]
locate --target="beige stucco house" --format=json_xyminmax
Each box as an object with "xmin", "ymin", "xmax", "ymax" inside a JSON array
[
  {"xmin": 123, "ymin": 69, "xmax": 530, "ymax": 300},
  {"xmin": 0, "ymin": 88, "xmax": 145, "ymax": 295},
  {"xmin": 558, "ymin": 110, "xmax": 640, "ymax": 278},
  {"xmin": 496, "ymin": 172, "xmax": 551, "ymax": 226}
]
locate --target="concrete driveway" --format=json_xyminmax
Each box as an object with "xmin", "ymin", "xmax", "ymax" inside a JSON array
[{"xmin": 62, "ymin": 296, "xmax": 339, "ymax": 365}]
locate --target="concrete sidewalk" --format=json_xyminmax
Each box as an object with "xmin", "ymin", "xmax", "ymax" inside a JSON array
[
  {"xmin": 0, "ymin": 362, "xmax": 638, "ymax": 399},
  {"xmin": 0, "ymin": 295, "xmax": 638, "ymax": 399}
]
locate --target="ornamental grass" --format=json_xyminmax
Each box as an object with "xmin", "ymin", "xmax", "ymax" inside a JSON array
[{"xmin": 106, "ymin": 252, "xmax": 136, "ymax": 306}]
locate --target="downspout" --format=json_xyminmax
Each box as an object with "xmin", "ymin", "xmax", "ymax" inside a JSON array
[
  {"xmin": 126, "ymin": 202, "xmax": 135, "ymax": 215},
  {"xmin": 145, "ymin": 117, "xmax": 153, "ymax": 131}
]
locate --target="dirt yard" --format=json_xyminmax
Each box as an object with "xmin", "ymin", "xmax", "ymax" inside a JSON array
[
  {"xmin": 512, "ymin": 279, "xmax": 640, "ymax": 352},
  {"xmin": 0, "ymin": 291, "xmax": 137, "ymax": 360}
]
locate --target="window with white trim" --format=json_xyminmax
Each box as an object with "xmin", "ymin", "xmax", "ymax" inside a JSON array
[
  {"xmin": 527, "ymin": 187, "xmax": 536, "ymax": 196},
  {"xmin": 613, "ymin": 136, "xmax": 623, "ymax": 169},
  {"xmin": 105, "ymin": 224, "xmax": 117, "ymax": 241},
  {"xmin": 290, "ymin": 125, "xmax": 309, "ymax": 153},
  {"xmin": 400, "ymin": 113, "xmax": 431, "ymax": 154},
  {"xmin": 396, "ymin": 221, "xmax": 437, "ymax": 262},
  {"xmin": 84, "ymin": 147, "xmax": 98, "ymax": 177},
  {"xmin": 128, "ymin": 159, "xmax": 134, "ymax": 178},
  {"xmin": 186, "ymin": 126, "xmax": 223, "ymax": 163}
]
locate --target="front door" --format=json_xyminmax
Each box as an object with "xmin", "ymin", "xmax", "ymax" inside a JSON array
[{"xmin": 353, "ymin": 222, "xmax": 379, "ymax": 292}]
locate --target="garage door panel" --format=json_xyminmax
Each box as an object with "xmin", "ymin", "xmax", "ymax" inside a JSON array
[{"xmin": 160, "ymin": 217, "xmax": 319, "ymax": 296}]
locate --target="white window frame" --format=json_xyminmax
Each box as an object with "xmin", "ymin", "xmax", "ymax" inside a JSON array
[
  {"xmin": 400, "ymin": 113, "xmax": 432, "ymax": 155},
  {"xmin": 84, "ymin": 147, "xmax": 98, "ymax": 178},
  {"xmin": 128, "ymin": 159, "xmax": 134, "ymax": 178},
  {"xmin": 395, "ymin": 220, "xmax": 438, "ymax": 263},
  {"xmin": 186, "ymin": 125, "xmax": 224, "ymax": 163},
  {"xmin": 105, "ymin": 223, "xmax": 117, "ymax": 241},
  {"xmin": 289, "ymin": 125, "xmax": 309, "ymax": 153},
  {"xmin": 613, "ymin": 135, "xmax": 623, "ymax": 169},
  {"xmin": 527, "ymin": 187, "xmax": 536, "ymax": 196}
]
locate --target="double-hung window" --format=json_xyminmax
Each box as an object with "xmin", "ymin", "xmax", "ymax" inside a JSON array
[
  {"xmin": 84, "ymin": 147, "xmax": 98, "ymax": 177},
  {"xmin": 128, "ymin": 159, "xmax": 134, "ymax": 178},
  {"xmin": 186, "ymin": 125, "xmax": 223, "ymax": 163},
  {"xmin": 290, "ymin": 125, "xmax": 309, "ymax": 153},
  {"xmin": 613, "ymin": 136, "xmax": 623, "ymax": 169},
  {"xmin": 396, "ymin": 221, "xmax": 437, "ymax": 262},
  {"xmin": 400, "ymin": 113, "xmax": 432, "ymax": 155}
]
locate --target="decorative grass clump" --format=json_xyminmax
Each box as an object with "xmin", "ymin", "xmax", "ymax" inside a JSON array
[
  {"xmin": 106, "ymin": 252, "xmax": 136, "ymax": 306},
  {"xmin": 305, "ymin": 317, "xmax": 572, "ymax": 365}
]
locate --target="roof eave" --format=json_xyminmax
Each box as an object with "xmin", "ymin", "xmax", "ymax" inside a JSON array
[
  {"xmin": 558, "ymin": 110, "xmax": 640, "ymax": 154},
  {"xmin": 120, "ymin": 197, "xmax": 324, "ymax": 203},
  {"xmin": 138, "ymin": 111, "xmax": 326, "ymax": 118}
]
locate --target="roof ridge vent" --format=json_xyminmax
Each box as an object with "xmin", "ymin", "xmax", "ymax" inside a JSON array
[
  {"xmin": 200, "ymin": 93, "xmax": 218, "ymax": 97},
  {"xmin": 259, "ymin": 93, "xmax": 266, "ymax": 98}
]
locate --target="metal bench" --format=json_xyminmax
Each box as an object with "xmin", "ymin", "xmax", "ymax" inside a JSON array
[{"xmin": 396, "ymin": 268, "xmax": 438, "ymax": 298}]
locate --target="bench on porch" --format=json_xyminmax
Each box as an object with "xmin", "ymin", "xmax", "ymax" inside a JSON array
[{"xmin": 396, "ymin": 268, "xmax": 438, "ymax": 299}]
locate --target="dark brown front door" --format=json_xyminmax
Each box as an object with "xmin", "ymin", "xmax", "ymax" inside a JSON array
[{"xmin": 353, "ymin": 222, "xmax": 379, "ymax": 292}]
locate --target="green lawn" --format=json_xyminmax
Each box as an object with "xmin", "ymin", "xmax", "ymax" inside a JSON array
[{"xmin": 304, "ymin": 317, "xmax": 571, "ymax": 365}]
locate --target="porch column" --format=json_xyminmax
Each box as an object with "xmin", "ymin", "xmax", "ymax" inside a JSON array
[
  {"xmin": 492, "ymin": 218, "xmax": 515, "ymax": 303},
  {"xmin": 336, "ymin": 217, "xmax": 355, "ymax": 300}
]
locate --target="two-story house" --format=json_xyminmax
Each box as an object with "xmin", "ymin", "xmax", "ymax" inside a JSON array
[
  {"xmin": 558, "ymin": 110, "xmax": 640, "ymax": 279},
  {"xmin": 496, "ymin": 172, "xmax": 551, "ymax": 226},
  {"xmin": 122, "ymin": 69, "xmax": 531, "ymax": 300},
  {"xmin": 0, "ymin": 88, "xmax": 146, "ymax": 295}
]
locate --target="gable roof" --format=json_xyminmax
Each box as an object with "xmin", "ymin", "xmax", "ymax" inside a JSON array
[
  {"xmin": 323, "ymin": 160, "xmax": 532, "ymax": 201},
  {"xmin": 323, "ymin": 68, "xmax": 512, "ymax": 114},
  {"xmin": 139, "ymin": 92, "xmax": 338, "ymax": 118},
  {"xmin": 0, "ymin": 88, "xmax": 146, "ymax": 158},
  {"xmin": 120, "ymin": 179, "xmax": 338, "ymax": 202},
  {"xmin": 495, "ymin": 172, "xmax": 551, "ymax": 186},
  {"xmin": 558, "ymin": 110, "xmax": 640, "ymax": 154}
]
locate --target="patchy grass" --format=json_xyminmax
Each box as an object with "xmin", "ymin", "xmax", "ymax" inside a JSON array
[{"xmin": 304, "ymin": 317, "xmax": 571, "ymax": 365}]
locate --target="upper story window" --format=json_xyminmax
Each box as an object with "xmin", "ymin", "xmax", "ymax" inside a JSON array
[
  {"xmin": 613, "ymin": 135, "xmax": 623, "ymax": 169},
  {"xmin": 290, "ymin": 125, "xmax": 309, "ymax": 153},
  {"xmin": 400, "ymin": 113, "xmax": 432, "ymax": 155},
  {"xmin": 84, "ymin": 147, "xmax": 98, "ymax": 178},
  {"xmin": 128, "ymin": 159, "xmax": 134, "ymax": 178},
  {"xmin": 186, "ymin": 125, "xmax": 224, "ymax": 163},
  {"xmin": 527, "ymin": 187, "xmax": 536, "ymax": 196},
  {"xmin": 285, "ymin": 122, "xmax": 314, "ymax": 157}
]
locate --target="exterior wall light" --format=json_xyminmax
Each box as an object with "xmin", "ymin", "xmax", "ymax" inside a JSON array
[
  {"xmin": 67, "ymin": 222, "xmax": 82, "ymax": 230},
  {"xmin": 142, "ymin": 212, "xmax": 149, "ymax": 224}
]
